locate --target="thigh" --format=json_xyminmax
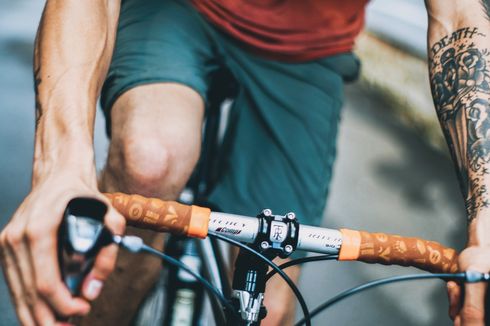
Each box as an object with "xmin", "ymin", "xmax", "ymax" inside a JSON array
[
  {"xmin": 100, "ymin": 0, "xmax": 220, "ymax": 132},
  {"xmin": 99, "ymin": 0, "xmax": 220, "ymax": 196}
]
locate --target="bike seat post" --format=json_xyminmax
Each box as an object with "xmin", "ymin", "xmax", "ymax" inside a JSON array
[{"xmin": 230, "ymin": 209, "xmax": 299, "ymax": 325}]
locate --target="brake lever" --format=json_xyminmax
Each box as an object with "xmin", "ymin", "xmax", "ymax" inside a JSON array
[{"xmin": 58, "ymin": 197, "xmax": 113, "ymax": 295}]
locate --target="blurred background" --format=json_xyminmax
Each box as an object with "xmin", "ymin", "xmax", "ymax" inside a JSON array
[{"xmin": 0, "ymin": 0, "xmax": 465, "ymax": 325}]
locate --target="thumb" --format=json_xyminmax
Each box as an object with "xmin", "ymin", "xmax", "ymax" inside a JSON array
[{"xmin": 447, "ymin": 281, "xmax": 462, "ymax": 320}]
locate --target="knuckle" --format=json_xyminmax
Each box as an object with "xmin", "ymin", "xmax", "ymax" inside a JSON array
[
  {"xmin": 25, "ymin": 227, "xmax": 40, "ymax": 243},
  {"xmin": 116, "ymin": 212, "xmax": 126, "ymax": 228},
  {"xmin": 23, "ymin": 289, "xmax": 36, "ymax": 309},
  {"xmin": 5, "ymin": 229, "xmax": 24, "ymax": 248},
  {"xmin": 110, "ymin": 214, "xmax": 126, "ymax": 233},
  {"xmin": 0, "ymin": 229, "xmax": 6, "ymax": 244},
  {"xmin": 0, "ymin": 232, "xmax": 8, "ymax": 253},
  {"xmin": 25, "ymin": 224, "xmax": 52, "ymax": 244},
  {"xmin": 94, "ymin": 255, "xmax": 115, "ymax": 279},
  {"xmin": 36, "ymin": 279, "xmax": 56, "ymax": 298}
]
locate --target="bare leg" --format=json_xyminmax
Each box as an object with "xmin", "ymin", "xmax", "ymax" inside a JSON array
[
  {"xmin": 81, "ymin": 83, "xmax": 204, "ymax": 325},
  {"xmin": 262, "ymin": 263, "xmax": 300, "ymax": 326}
]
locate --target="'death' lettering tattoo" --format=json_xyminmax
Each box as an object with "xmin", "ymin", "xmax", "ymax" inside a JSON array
[{"xmin": 429, "ymin": 25, "xmax": 490, "ymax": 222}]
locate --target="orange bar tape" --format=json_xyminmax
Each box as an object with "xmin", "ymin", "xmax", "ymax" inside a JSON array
[
  {"xmin": 188, "ymin": 205, "xmax": 211, "ymax": 239},
  {"xmin": 339, "ymin": 228, "xmax": 361, "ymax": 261}
]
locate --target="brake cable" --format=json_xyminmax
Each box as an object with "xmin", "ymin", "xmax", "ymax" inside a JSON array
[
  {"xmin": 265, "ymin": 255, "xmax": 339, "ymax": 281},
  {"xmin": 114, "ymin": 235, "xmax": 237, "ymax": 316},
  {"xmin": 295, "ymin": 271, "xmax": 490, "ymax": 326},
  {"xmin": 208, "ymin": 231, "xmax": 312, "ymax": 326}
]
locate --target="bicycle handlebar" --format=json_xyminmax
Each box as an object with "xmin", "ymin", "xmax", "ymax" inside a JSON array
[
  {"xmin": 338, "ymin": 229, "xmax": 459, "ymax": 273},
  {"xmin": 104, "ymin": 193, "xmax": 210, "ymax": 238},
  {"xmin": 104, "ymin": 192, "xmax": 459, "ymax": 274}
]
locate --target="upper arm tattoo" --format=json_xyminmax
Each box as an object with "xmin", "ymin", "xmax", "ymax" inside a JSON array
[{"xmin": 429, "ymin": 26, "xmax": 490, "ymax": 222}]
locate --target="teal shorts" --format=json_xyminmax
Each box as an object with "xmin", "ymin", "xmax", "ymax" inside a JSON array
[{"xmin": 101, "ymin": 0, "xmax": 360, "ymax": 255}]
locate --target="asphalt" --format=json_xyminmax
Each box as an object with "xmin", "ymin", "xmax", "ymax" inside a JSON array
[{"xmin": 0, "ymin": 1, "xmax": 465, "ymax": 325}]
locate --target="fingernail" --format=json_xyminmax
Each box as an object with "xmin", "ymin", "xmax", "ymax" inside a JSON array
[{"xmin": 85, "ymin": 279, "xmax": 103, "ymax": 300}]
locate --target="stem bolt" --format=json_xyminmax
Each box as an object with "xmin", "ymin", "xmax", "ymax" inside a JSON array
[
  {"xmin": 262, "ymin": 209, "xmax": 272, "ymax": 217},
  {"xmin": 286, "ymin": 212, "xmax": 296, "ymax": 220},
  {"xmin": 285, "ymin": 245, "xmax": 293, "ymax": 253},
  {"xmin": 261, "ymin": 241, "xmax": 270, "ymax": 250}
]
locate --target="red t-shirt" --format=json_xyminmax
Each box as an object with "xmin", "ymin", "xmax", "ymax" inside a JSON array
[{"xmin": 191, "ymin": 0, "xmax": 368, "ymax": 62}]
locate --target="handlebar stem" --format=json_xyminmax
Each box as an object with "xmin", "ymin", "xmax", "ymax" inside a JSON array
[{"xmin": 230, "ymin": 209, "xmax": 300, "ymax": 324}]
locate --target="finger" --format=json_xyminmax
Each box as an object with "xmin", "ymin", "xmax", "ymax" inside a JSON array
[
  {"xmin": 91, "ymin": 208, "xmax": 125, "ymax": 278},
  {"xmin": 461, "ymin": 282, "xmax": 486, "ymax": 326},
  {"xmin": 454, "ymin": 315, "xmax": 461, "ymax": 326},
  {"xmin": 81, "ymin": 243, "xmax": 118, "ymax": 300},
  {"xmin": 81, "ymin": 271, "xmax": 104, "ymax": 301},
  {"xmin": 32, "ymin": 299, "xmax": 57, "ymax": 326},
  {"xmin": 81, "ymin": 208, "xmax": 125, "ymax": 300},
  {"xmin": 1, "ymin": 238, "xmax": 36, "ymax": 326},
  {"xmin": 104, "ymin": 206, "xmax": 126, "ymax": 235},
  {"xmin": 27, "ymin": 227, "xmax": 90, "ymax": 316},
  {"xmin": 447, "ymin": 281, "xmax": 462, "ymax": 320},
  {"xmin": 13, "ymin": 238, "xmax": 44, "ymax": 319},
  {"xmin": 16, "ymin": 239, "xmax": 58, "ymax": 325}
]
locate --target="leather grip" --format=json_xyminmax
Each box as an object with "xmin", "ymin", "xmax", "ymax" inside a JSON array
[
  {"xmin": 339, "ymin": 229, "xmax": 459, "ymax": 274},
  {"xmin": 104, "ymin": 192, "xmax": 210, "ymax": 238}
]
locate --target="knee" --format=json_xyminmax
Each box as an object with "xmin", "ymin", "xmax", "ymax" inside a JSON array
[{"xmin": 108, "ymin": 136, "xmax": 177, "ymax": 195}]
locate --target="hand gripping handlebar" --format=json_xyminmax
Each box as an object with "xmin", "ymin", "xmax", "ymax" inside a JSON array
[{"xmin": 103, "ymin": 193, "xmax": 459, "ymax": 274}]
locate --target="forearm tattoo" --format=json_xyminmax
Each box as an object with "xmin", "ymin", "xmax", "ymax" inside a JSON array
[
  {"xmin": 429, "ymin": 26, "xmax": 490, "ymax": 222},
  {"xmin": 34, "ymin": 67, "xmax": 42, "ymax": 128}
]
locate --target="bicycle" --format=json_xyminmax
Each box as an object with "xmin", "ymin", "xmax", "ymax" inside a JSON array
[{"xmin": 58, "ymin": 192, "xmax": 488, "ymax": 326}]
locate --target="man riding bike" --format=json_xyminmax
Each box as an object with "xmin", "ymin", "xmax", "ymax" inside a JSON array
[{"xmin": 1, "ymin": 0, "xmax": 490, "ymax": 325}]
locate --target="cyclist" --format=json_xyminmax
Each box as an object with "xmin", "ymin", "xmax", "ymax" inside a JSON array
[{"xmin": 1, "ymin": 0, "xmax": 490, "ymax": 325}]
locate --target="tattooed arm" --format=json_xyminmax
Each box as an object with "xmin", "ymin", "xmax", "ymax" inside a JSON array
[
  {"xmin": 0, "ymin": 1, "xmax": 125, "ymax": 324},
  {"xmin": 426, "ymin": 0, "xmax": 490, "ymax": 324}
]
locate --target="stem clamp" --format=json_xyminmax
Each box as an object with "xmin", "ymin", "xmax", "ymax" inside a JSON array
[{"xmin": 255, "ymin": 209, "xmax": 300, "ymax": 258}]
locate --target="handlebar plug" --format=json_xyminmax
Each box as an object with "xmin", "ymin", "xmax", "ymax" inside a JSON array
[{"xmin": 464, "ymin": 270, "xmax": 490, "ymax": 283}]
